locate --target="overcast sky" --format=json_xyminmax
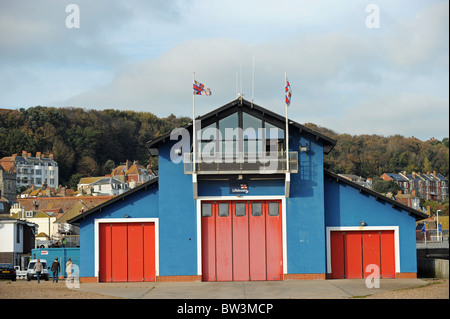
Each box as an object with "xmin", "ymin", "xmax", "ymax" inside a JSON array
[{"xmin": 0, "ymin": 0, "xmax": 448, "ymax": 141}]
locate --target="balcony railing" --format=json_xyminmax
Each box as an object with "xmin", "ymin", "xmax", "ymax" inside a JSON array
[{"xmin": 184, "ymin": 151, "xmax": 298, "ymax": 175}]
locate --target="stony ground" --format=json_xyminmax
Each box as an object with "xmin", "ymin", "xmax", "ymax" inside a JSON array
[
  {"xmin": 365, "ymin": 278, "xmax": 448, "ymax": 299},
  {"xmin": 0, "ymin": 278, "xmax": 448, "ymax": 299}
]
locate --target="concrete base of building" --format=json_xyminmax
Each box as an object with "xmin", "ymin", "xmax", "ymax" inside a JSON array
[
  {"xmin": 284, "ymin": 273, "xmax": 326, "ymax": 280},
  {"xmin": 156, "ymin": 275, "xmax": 202, "ymax": 282}
]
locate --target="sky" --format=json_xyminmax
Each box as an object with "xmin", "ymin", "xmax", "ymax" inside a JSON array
[{"xmin": 0, "ymin": 0, "xmax": 448, "ymax": 141}]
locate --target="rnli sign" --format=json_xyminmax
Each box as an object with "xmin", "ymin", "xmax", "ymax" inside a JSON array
[{"xmin": 230, "ymin": 182, "xmax": 249, "ymax": 194}]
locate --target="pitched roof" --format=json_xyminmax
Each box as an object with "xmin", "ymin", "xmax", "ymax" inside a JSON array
[
  {"xmin": 146, "ymin": 98, "xmax": 336, "ymax": 154},
  {"xmin": 68, "ymin": 177, "xmax": 158, "ymax": 224},
  {"xmin": 325, "ymin": 170, "xmax": 428, "ymax": 220}
]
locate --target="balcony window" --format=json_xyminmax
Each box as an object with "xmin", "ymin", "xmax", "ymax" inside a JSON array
[{"xmin": 186, "ymin": 110, "xmax": 297, "ymax": 175}]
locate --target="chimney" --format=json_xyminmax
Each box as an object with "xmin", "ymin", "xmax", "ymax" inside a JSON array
[
  {"xmin": 49, "ymin": 153, "xmax": 54, "ymax": 160},
  {"xmin": 412, "ymin": 171, "xmax": 416, "ymax": 178},
  {"xmin": 22, "ymin": 150, "xmax": 27, "ymax": 158},
  {"xmin": 36, "ymin": 152, "xmax": 41, "ymax": 159},
  {"xmin": 126, "ymin": 160, "xmax": 130, "ymax": 171}
]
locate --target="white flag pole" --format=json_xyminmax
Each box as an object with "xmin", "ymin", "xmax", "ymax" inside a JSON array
[
  {"xmin": 193, "ymin": 72, "xmax": 196, "ymax": 173},
  {"xmin": 285, "ymin": 72, "xmax": 290, "ymax": 172}
]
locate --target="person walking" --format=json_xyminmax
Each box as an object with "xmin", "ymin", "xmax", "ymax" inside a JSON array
[
  {"xmin": 51, "ymin": 258, "xmax": 61, "ymax": 283},
  {"xmin": 66, "ymin": 258, "xmax": 73, "ymax": 281},
  {"xmin": 34, "ymin": 259, "xmax": 43, "ymax": 284}
]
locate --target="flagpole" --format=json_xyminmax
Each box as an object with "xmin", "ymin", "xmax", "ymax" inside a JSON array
[
  {"xmin": 193, "ymin": 72, "xmax": 196, "ymax": 173},
  {"xmin": 285, "ymin": 72, "xmax": 289, "ymax": 172}
]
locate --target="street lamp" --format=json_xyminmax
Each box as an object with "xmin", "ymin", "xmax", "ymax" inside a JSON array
[{"xmin": 436, "ymin": 210, "xmax": 441, "ymax": 243}]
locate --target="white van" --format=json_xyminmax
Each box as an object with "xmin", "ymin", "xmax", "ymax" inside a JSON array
[{"xmin": 26, "ymin": 259, "xmax": 49, "ymax": 281}]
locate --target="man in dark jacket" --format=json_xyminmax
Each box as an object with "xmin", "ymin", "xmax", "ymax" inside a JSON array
[{"xmin": 51, "ymin": 258, "xmax": 61, "ymax": 283}]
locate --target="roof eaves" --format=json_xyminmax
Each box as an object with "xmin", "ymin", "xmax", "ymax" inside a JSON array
[
  {"xmin": 67, "ymin": 178, "xmax": 158, "ymax": 224},
  {"xmin": 325, "ymin": 170, "xmax": 428, "ymax": 220},
  {"xmin": 145, "ymin": 98, "xmax": 336, "ymax": 153}
]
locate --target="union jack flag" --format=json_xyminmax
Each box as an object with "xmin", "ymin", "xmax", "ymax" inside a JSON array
[
  {"xmin": 285, "ymin": 79, "xmax": 292, "ymax": 106},
  {"xmin": 193, "ymin": 80, "xmax": 211, "ymax": 96}
]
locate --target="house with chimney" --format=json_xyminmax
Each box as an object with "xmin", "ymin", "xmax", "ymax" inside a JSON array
[
  {"xmin": 381, "ymin": 171, "xmax": 448, "ymax": 201},
  {"xmin": 0, "ymin": 151, "xmax": 59, "ymax": 191},
  {"xmin": 111, "ymin": 160, "xmax": 155, "ymax": 186}
]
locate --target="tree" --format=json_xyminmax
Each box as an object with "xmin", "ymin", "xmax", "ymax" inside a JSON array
[{"xmin": 372, "ymin": 178, "xmax": 402, "ymax": 194}]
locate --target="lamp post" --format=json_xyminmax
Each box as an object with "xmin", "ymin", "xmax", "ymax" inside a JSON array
[{"xmin": 436, "ymin": 210, "xmax": 441, "ymax": 243}]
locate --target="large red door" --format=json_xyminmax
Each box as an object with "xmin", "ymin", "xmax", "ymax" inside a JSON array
[
  {"xmin": 330, "ymin": 230, "xmax": 395, "ymax": 279},
  {"xmin": 99, "ymin": 222, "xmax": 156, "ymax": 282},
  {"xmin": 265, "ymin": 201, "xmax": 283, "ymax": 281},
  {"xmin": 232, "ymin": 202, "xmax": 249, "ymax": 281},
  {"xmin": 249, "ymin": 201, "xmax": 266, "ymax": 281},
  {"xmin": 216, "ymin": 202, "xmax": 233, "ymax": 281},
  {"xmin": 201, "ymin": 200, "xmax": 283, "ymax": 281}
]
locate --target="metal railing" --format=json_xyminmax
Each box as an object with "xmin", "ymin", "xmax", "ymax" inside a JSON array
[{"xmin": 184, "ymin": 151, "xmax": 298, "ymax": 174}]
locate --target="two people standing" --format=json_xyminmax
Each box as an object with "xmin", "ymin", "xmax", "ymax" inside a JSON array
[{"xmin": 36, "ymin": 257, "xmax": 74, "ymax": 283}]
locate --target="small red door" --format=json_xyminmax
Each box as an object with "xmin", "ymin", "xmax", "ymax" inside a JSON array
[
  {"xmin": 330, "ymin": 231, "xmax": 344, "ymax": 279},
  {"xmin": 362, "ymin": 231, "xmax": 380, "ymax": 278},
  {"xmin": 330, "ymin": 230, "xmax": 396, "ymax": 279},
  {"xmin": 143, "ymin": 222, "xmax": 156, "ymax": 281},
  {"xmin": 201, "ymin": 202, "xmax": 216, "ymax": 281},
  {"xmin": 99, "ymin": 223, "xmax": 112, "ymax": 282},
  {"xmin": 380, "ymin": 230, "xmax": 395, "ymax": 278},
  {"xmin": 111, "ymin": 223, "xmax": 128, "ymax": 282},
  {"xmin": 99, "ymin": 222, "xmax": 156, "ymax": 282},
  {"xmin": 345, "ymin": 231, "xmax": 363, "ymax": 279}
]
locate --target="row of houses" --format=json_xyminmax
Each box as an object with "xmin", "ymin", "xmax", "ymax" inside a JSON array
[
  {"xmin": 0, "ymin": 157, "xmax": 155, "ymax": 265},
  {"xmin": 381, "ymin": 171, "xmax": 448, "ymax": 202}
]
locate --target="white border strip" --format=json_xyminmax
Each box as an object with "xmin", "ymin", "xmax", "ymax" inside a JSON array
[
  {"xmin": 326, "ymin": 226, "xmax": 400, "ymax": 274},
  {"xmin": 196, "ymin": 195, "xmax": 287, "ymax": 276},
  {"xmin": 94, "ymin": 218, "xmax": 160, "ymax": 280}
]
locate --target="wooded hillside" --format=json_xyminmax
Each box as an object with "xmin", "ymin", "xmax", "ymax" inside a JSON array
[{"xmin": 1, "ymin": 107, "xmax": 448, "ymax": 188}]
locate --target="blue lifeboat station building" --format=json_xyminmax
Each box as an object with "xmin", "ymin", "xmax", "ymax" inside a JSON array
[{"xmin": 69, "ymin": 98, "xmax": 426, "ymax": 282}]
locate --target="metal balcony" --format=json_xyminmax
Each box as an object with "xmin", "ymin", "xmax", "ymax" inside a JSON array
[{"xmin": 184, "ymin": 151, "xmax": 298, "ymax": 175}]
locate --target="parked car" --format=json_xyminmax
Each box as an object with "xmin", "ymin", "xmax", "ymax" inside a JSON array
[
  {"xmin": 0, "ymin": 263, "xmax": 17, "ymax": 281},
  {"xmin": 26, "ymin": 259, "xmax": 49, "ymax": 281}
]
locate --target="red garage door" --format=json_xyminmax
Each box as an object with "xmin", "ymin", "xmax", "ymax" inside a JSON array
[
  {"xmin": 99, "ymin": 222, "xmax": 155, "ymax": 282},
  {"xmin": 201, "ymin": 200, "xmax": 282, "ymax": 282},
  {"xmin": 330, "ymin": 230, "xmax": 395, "ymax": 279}
]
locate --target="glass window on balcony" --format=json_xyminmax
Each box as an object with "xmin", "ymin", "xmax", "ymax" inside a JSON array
[
  {"xmin": 219, "ymin": 113, "xmax": 239, "ymax": 160},
  {"xmin": 219, "ymin": 113, "xmax": 238, "ymax": 138}
]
